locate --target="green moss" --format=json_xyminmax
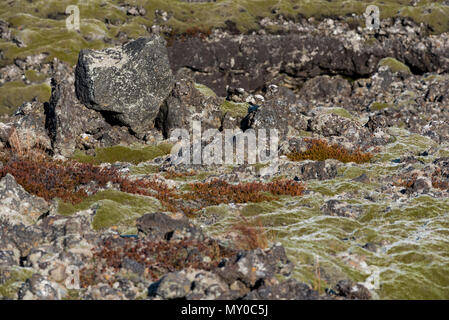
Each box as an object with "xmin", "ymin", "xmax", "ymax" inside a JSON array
[
  {"xmin": 194, "ymin": 83, "xmax": 216, "ymax": 97},
  {"xmin": 364, "ymin": 37, "xmax": 378, "ymax": 46},
  {"xmin": 130, "ymin": 164, "xmax": 160, "ymax": 175},
  {"xmin": 57, "ymin": 189, "xmax": 161, "ymax": 231},
  {"xmin": 72, "ymin": 143, "xmax": 172, "ymax": 165},
  {"xmin": 221, "ymin": 100, "xmax": 249, "ymax": 118},
  {"xmin": 0, "ymin": 267, "xmax": 34, "ymax": 299},
  {"xmin": 378, "ymin": 57, "xmax": 412, "ymax": 74},
  {"xmin": 326, "ymin": 107, "xmax": 353, "ymax": 119},
  {"xmin": 24, "ymin": 70, "xmax": 48, "ymax": 83},
  {"xmin": 0, "ymin": 81, "xmax": 51, "ymax": 115},
  {"xmin": 370, "ymin": 102, "xmax": 394, "ymax": 111},
  {"xmin": 241, "ymin": 201, "xmax": 283, "ymax": 217}
]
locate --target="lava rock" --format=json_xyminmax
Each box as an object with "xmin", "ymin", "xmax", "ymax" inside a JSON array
[{"xmin": 136, "ymin": 212, "xmax": 204, "ymax": 241}]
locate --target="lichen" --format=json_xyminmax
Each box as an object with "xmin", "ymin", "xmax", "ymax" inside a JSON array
[
  {"xmin": 0, "ymin": 81, "xmax": 51, "ymax": 115},
  {"xmin": 378, "ymin": 57, "xmax": 412, "ymax": 74},
  {"xmin": 72, "ymin": 143, "xmax": 172, "ymax": 165},
  {"xmin": 220, "ymin": 100, "xmax": 249, "ymax": 118},
  {"xmin": 0, "ymin": 267, "xmax": 34, "ymax": 299},
  {"xmin": 57, "ymin": 189, "xmax": 162, "ymax": 231},
  {"xmin": 194, "ymin": 83, "xmax": 217, "ymax": 97},
  {"xmin": 370, "ymin": 102, "xmax": 394, "ymax": 111}
]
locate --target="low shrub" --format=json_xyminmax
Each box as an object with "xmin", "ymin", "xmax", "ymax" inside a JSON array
[{"xmin": 287, "ymin": 139, "xmax": 373, "ymax": 164}]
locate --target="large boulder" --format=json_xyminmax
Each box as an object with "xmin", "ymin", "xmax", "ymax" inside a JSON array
[{"xmin": 75, "ymin": 36, "xmax": 174, "ymax": 135}]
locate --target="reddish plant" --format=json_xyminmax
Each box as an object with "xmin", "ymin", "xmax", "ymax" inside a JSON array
[{"xmin": 287, "ymin": 138, "xmax": 373, "ymax": 164}]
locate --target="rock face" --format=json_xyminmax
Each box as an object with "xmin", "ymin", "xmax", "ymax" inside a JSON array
[
  {"xmin": 155, "ymin": 69, "xmax": 223, "ymax": 138},
  {"xmin": 136, "ymin": 212, "xmax": 204, "ymax": 241},
  {"xmin": 75, "ymin": 36, "xmax": 174, "ymax": 135}
]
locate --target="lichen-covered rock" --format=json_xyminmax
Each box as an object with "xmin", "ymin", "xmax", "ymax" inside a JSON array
[
  {"xmin": 241, "ymin": 85, "xmax": 308, "ymax": 138},
  {"xmin": 215, "ymin": 244, "xmax": 293, "ymax": 289},
  {"xmin": 18, "ymin": 273, "xmax": 66, "ymax": 300},
  {"xmin": 299, "ymin": 75, "xmax": 352, "ymax": 103},
  {"xmin": 75, "ymin": 36, "xmax": 174, "ymax": 135},
  {"xmin": 321, "ymin": 200, "xmax": 364, "ymax": 219},
  {"xmin": 0, "ymin": 174, "xmax": 49, "ymax": 225},
  {"xmin": 46, "ymin": 60, "xmax": 139, "ymax": 157},
  {"xmin": 149, "ymin": 269, "xmax": 232, "ymax": 300},
  {"xmin": 279, "ymin": 159, "xmax": 342, "ymax": 181},
  {"xmin": 333, "ymin": 280, "xmax": 372, "ymax": 300}
]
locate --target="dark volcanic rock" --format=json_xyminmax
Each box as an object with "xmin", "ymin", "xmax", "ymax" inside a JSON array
[
  {"xmin": 75, "ymin": 36, "xmax": 174, "ymax": 135},
  {"xmin": 136, "ymin": 212, "xmax": 204, "ymax": 241},
  {"xmin": 334, "ymin": 280, "xmax": 371, "ymax": 300}
]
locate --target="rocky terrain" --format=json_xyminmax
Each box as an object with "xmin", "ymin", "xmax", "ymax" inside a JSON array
[{"xmin": 1, "ymin": 1, "xmax": 449, "ymax": 300}]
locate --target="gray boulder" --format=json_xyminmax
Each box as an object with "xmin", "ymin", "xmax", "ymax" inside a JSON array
[
  {"xmin": 0, "ymin": 174, "xmax": 49, "ymax": 226},
  {"xmin": 75, "ymin": 36, "xmax": 174, "ymax": 135}
]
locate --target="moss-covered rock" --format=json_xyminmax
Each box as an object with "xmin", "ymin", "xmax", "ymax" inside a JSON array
[
  {"xmin": 72, "ymin": 143, "xmax": 172, "ymax": 165},
  {"xmin": 378, "ymin": 57, "xmax": 411, "ymax": 74},
  {"xmin": 57, "ymin": 189, "xmax": 162, "ymax": 232},
  {"xmin": 370, "ymin": 102, "xmax": 394, "ymax": 111},
  {"xmin": 220, "ymin": 100, "xmax": 249, "ymax": 118}
]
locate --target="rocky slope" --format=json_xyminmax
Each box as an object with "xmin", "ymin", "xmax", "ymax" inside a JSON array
[{"xmin": 1, "ymin": 2, "xmax": 449, "ymax": 300}]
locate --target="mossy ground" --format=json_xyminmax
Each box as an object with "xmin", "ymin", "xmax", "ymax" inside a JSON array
[
  {"xmin": 72, "ymin": 143, "xmax": 172, "ymax": 165},
  {"xmin": 58, "ymin": 189, "xmax": 161, "ymax": 231}
]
